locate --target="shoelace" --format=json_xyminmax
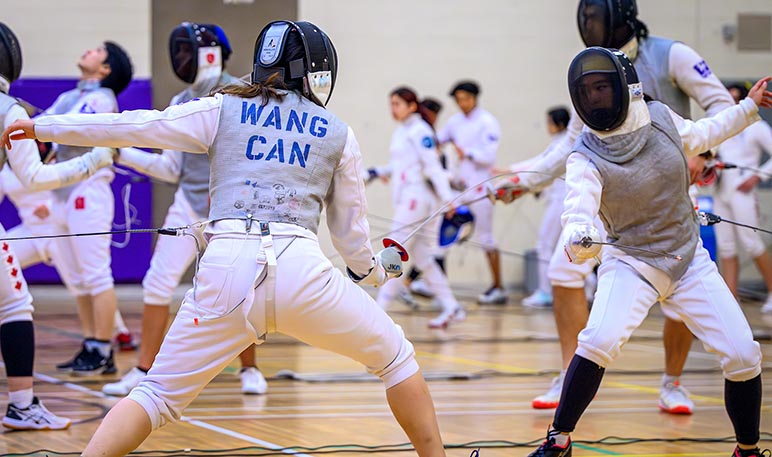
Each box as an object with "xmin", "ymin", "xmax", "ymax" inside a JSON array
[
  {"xmin": 469, "ymin": 449, "xmax": 480, "ymax": 457},
  {"xmin": 760, "ymin": 449, "xmax": 771, "ymax": 457}
]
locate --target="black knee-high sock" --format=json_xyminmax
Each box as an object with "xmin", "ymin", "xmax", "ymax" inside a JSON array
[
  {"xmin": 725, "ymin": 375, "xmax": 761, "ymax": 445},
  {"xmin": 407, "ymin": 267, "xmax": 421, "ymax": 282},
  {"xmin": 0, "ymin": 321, "xmax": 34, "ymax": 377},
  {"xmin": 552, "ymin": 355, "xmax": 605, "ymax": 433}
]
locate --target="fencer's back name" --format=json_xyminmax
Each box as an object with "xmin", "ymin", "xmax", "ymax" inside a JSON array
[{"xmin": 239, "ymin": 100, "xmax": 330, "ymax": 168}]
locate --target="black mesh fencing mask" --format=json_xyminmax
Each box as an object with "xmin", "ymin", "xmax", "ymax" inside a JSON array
[
  {"xmin": 577, "ymin": 0, "xmax": 638, "ymax": 48},
  {"xmin": 568, "ymin": 47, "xmax": 641, "ymax": 132},
  {"xmin": 0, "ymin": 22, "xmax": 22, "ymax": 84},
  {"xmin": 252, "ymin": 20, "xmax": 337, "ymax": 107},
  {"xmin": 169, "ymin": 22, "xmax": 231, "ymax": 84}
]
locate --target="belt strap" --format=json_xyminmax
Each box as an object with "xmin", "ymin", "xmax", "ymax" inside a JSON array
[{"xmin": 260, "ymin": 221, "xmax": 278, "ymax": 334}]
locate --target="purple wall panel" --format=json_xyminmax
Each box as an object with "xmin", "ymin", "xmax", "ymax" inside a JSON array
[{"xmin": 3, "ymin": 78, "xmax": 154, "ymax": 284}]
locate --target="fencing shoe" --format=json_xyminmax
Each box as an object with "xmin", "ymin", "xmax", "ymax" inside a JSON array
[
  {"xmin": 732, "ymin": 447, "xmax": 771, "ymax": 457},
  {"xmin": 56, "ymin": 341, "xmax": 89, "ymax": 372},
  {"xmin": 533, "ymin": 373, "xmax": 564, "ymax": 409},
  {"xmin": 428, "ymin": 307, "xmax": 466, "ymax": 329},
  {"xmin": 410, "ymin": 279, "xmax": 435, "ymax": 298},
  {"xmin": 102, "ymin": 367, "xmax": 147, "ymax": 396},
  {"xmin": 240, "ymin": 367, "xmax": 268, "ymax": 395},
  {"xmin": 71, "ymin": 347, "xmax": 116, "ymax": 376},
  {"xmin": 528, "ymin": 429, "xmax": 572, "ymax": 457},
  {"xmin": 477, "ymin": 287, "xmax": 507, "ymax": 305},
  {"xmin": 3, "ymin": 397, "xmax": 71, "ymax": 430},
  {"xmin": 522, "ymin": 290, "xmax": 553, "ymax": 309},
  {"xmin": 658, "ymin": 380, "xmax": 694, "ymax": 415}
]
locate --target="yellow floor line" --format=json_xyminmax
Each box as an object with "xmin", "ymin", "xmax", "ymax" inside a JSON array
[{"xmin": 416, "ymin": 351, "xmax": 726, "ymax": 405}]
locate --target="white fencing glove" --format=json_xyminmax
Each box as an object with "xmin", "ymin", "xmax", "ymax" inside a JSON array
[
  {"xmin": 487, "ymin": 176, "xmax": 528, "ymax": 204},
  {"xmin": 563, "ymin": 223, "xmax": 602, "ymax": 264},
  {"xmin": 347, "ymin": 247, "xmax": 404, "ymax": 287}
]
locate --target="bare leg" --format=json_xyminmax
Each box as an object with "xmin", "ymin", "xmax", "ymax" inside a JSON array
[
  {"xmin": 720, "ymin": 256, "xmax": 740, "ymax": 298},
  {"xmin": 486, "ymin": 249, "xmax": 502, "ymax": 289},
  {"xmin": 93, "ymin": 288, "xmax": 118, "ymax": 341},
  {"xmin": 81, "ymin": 398, "xmax": 152, "ymax": 457},
  {"xmin": 552, "ymin": 286, "xmax": 589, "ymax": 369},
  {"xmin": 7, "ymin": 377, "xmax": 32, "ymax": 393},
  {"xmin": 753, "ymin": 251, "xmax": 772, "ymax": 292},
  {"xmin": 663, "ymin": 318, "xmax": 693, "ymax": 377},
  {"xmin": 238, "ymin": 344, "xmax": 257, "ymax": 368},
  {"xmin": 76, "ymin": 295, "xmax": 95, "ymax": 338},
  {"xmin": 385, "ymin": 372, "xmax": 445, "ymax": 457},
  {"xmin": 137, "ymin": 305, "xmax": 170, "ymax": 371},
  {"xmin": 113, "ymin": 309, "xmax": 129, "ymax": 335}
]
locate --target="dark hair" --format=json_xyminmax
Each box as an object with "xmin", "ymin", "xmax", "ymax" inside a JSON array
[
  {"xmin": 547, "ymin": 106, "xmax": 570, "ymax": 130},
  {"xmin": 101, "ymin": 41, "xmax": 133, "ymax": 95},
  {"xmin": 391, "ymin": 86, "xmax": 433, "ymax": 126},
  {"xmin": 420, "ymin": 98, "xmax": 442, "ymax": 115},
  {"xmin": 634, "ymin": 19, "xmax": 649, "ymax": 41},
  {"xmin": 449, "ymin": 80, "xmax": 480, "ymax": 97},
  {"xmin": 726, "ymin": 82, "xmax": 749, "ymax": 100},
  {"xmin": 218, "ymin": 29, "xmax": 305, "ymax": 105}
]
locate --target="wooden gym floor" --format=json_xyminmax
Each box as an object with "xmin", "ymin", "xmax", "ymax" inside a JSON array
[{"xmin": 2, "ymin": 284, "xmax": 772, "ymax": 456}]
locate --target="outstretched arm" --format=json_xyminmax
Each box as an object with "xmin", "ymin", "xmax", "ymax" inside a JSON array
[
  {"xmin": 2, "ymin": 105, "xmax": 113, "ymax": 191},
  {"xmin": 673, "ymin": 77, "xmax": 772, "ymax": 157},
  {"xmin": 3, "ymin": 96, "xmax": 223, "ymax": 154}
]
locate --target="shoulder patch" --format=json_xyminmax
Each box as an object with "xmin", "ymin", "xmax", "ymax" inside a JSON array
[
  {"xmin": 693, "ymin": 60, "xmax": 712, "ymax": 78},
  {"xmin": 421, "ymin": 136, "xmax": 435, "ymax": 148}
]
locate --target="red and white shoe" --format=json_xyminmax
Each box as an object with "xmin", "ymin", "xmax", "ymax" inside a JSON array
[
  {"xmin": 114, "ymin": 332, "xmax": 137, "ymax": 352},
  {"xmin": 658, "ymin": 380, "xmax": 694, "ymax": 415},
  {"xmin": 532, "ymin": 373, "xmax": 564, "ymax": 409}
]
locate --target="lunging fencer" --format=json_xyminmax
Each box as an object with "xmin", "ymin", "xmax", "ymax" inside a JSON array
[
  {"xmin": 501, "ymin": 0, "xmax": 737, "ymax": 413},
  {"xmin": 374, "ymin": 87, "xmax": 465, "ymax": 329},
  {"xmin": 40, "ymin": 39, "xmax": 133, "ymax": 376},
  {"xmin": 526, "ymin": 47, "xmax": 771, "ymax": 457},
  {"xmin": 712, "ymin": 82, "xmax": 772, "ymax": 312},
  {"xmin": 3, "ymin": 20, "xmax": 447, "ymax": 457},
  {"xmin": 102, "ymin": 22, "xmax": 267, "ymax": 398},
  {"xmin": 0, "ymin": 22, "xmax": 117, "ymax": 431}
]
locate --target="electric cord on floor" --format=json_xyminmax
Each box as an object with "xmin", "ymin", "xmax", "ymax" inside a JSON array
[{"xmin": 5, "ymin": 433, "xmax": 772, "ymax": 456}]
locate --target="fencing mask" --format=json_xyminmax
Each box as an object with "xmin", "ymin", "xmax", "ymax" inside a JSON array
[
  {"xmin": 568, "ymin": 47, "xmax": 642, "ymax": 132},
  {"xmin": 0, "ymin": 22, "xmax": 22, "ymax": 87},
  {"xmin": 169, "ymin": 22, "xmax": 232, "ymax": 85},
  {"xmin": 252, "ymin": 20, "xmax": 337, "ymax": 107},
  {"xmin": 577, "ymin": 0, "xmax": 638, "ymax": 48}
]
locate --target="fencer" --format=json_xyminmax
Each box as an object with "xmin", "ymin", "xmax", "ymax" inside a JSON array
[
  {"xmin": 437, "ymin": 81, "xmax": 506, "ymax": 305},
  {"xmin": 0, "ymin": 22, "xmax": 116, "ymax": 431},
  {"xmin": 527, "ymin": 47, "xmax": 770, "ymax": 457},
  {"xmin": 102, "ymin": 22, "xmax": 268, "ymax": 397},
  {"xmin": 40, "ymin": 40, "xmax": 133, "ymax": 376},
  {"xmin": 504, "ymin": 0, "xmax": 737, "ymax": 413},
  {"xmin": 712, "ymin": 83, "xmax": 772, "ymax": 311},
  {"xmin": 3, "ymin": 20, "xmax": 448, "ymax": 457},
  {"xmin": 375, "ymin": 86, "xmax": 465, "ymax": 329}
]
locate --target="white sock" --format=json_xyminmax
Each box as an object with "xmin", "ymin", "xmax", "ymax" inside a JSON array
[
  {"xmin": 9, "ymin": 388, "xmax": 33, "ymax": 409},
  {"xmin": 113, "ymin": 310, "xmax": 129, "ymax": 334},
  {"xmin": 549, "ymin": 428, "xmax": 570, "ymax": 446},
  {"xmin": 86, "ymin": 339, "xmax": 112, "ymax": 358},
  {"xmin": 662, "ymin": 374, "xmax": 678, "ymax": 387}
]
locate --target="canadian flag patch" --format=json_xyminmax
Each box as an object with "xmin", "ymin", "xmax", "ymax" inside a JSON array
[{"xmin": 75, "ymin": 196, "xmax": 85, "ymax": 210}]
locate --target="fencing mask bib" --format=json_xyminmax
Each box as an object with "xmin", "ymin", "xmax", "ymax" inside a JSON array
[{"xmin": 568, "ymin": 47, "xmax": 642, "ymax": 132}]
